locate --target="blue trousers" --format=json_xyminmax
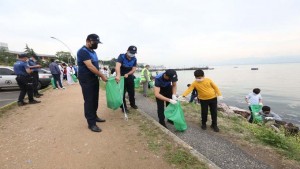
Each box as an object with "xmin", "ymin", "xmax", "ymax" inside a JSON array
[{"xmin": 78, "ymin": 74, "xmax": 99, "ymax": 126}]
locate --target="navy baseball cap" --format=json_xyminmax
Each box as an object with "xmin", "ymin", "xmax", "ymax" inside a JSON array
[
  {"xmin": 128, "ymin": 45, "xmax": 137, "ymax": 54},
  {"xmin": 86, "ymin": 34, "xmax": 102, "ymax": 43},
  {"xmin": 18, "ymin": 53, "xmax": 28, "ymax": 58},
  {"xmin": 165, "ymin": 69, "xmax": 178, "ymax": 82}
]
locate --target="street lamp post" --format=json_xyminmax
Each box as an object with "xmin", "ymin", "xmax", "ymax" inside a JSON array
[{"xmin": 50, "ymin": 37, "xmax": 75, "ymax": 64}]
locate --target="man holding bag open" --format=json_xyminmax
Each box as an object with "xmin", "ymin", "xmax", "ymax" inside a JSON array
[
  {"xmin": 154, "ymin": 69, "xmax": 178, "ymax": 128},
  {"xmin": 77, "ymin": 34, "xmax": 107, "ymax": 132}
]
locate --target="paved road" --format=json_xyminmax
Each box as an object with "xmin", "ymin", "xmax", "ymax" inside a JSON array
[
  {"xmin": 0, "ymin": 89, "xmax": 19, "ymax": 107},
  {"xmin": 135, "ymin": 92, "xmax": 271, "ymax": 169}
]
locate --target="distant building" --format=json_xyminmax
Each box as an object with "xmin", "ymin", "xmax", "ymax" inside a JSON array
[{"xmin": 0, "ymin": 42, "xmax": 57, "ymax": 61}]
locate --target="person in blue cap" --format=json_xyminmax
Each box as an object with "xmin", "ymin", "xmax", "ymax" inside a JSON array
[
  {"xmin": 13, "ymin": 53, "xmax": 41, "ymax": 106},
  {"xmin": 154, "ymin": 69, "xmax": 178, "ymax": 128},
  {"xmin": 115, "ymin": 46, "xmax": 138, "ymax": 113},
  {"xmin": 77, "ymin": 34, "xmax": 107, "ymax": 132},
  {"xmin": 28, "ymin": 54, "xmax": 43, "ymax": 97}
]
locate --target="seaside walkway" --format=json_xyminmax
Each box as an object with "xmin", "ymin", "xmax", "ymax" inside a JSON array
[{"xmin": 135, "ymin": 92, "xmax": 271, "ymax": 169}]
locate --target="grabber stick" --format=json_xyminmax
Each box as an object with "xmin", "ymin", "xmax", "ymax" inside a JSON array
[{"xmin": 118, "ymin": 82, "xmax": 128, "ymax": 121}]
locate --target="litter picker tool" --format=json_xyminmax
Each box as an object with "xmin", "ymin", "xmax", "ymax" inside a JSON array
[{"xmin": 118, "ymin": 82, "xmax": 128, "ymax": 121}]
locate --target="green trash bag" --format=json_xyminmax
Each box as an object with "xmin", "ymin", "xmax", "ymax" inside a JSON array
[
  {"xmin": 149, "ymin": 81, "xmax": 154, "ymax": 88},
  {"xmin": 105, "ymin": 76, "xmax": 124, "ymax": 110},
  {"xmin": 71, "ymin": 74, "xmax": 78, "ymax": 82},
  {"xmin": 164, "ymin": 102, "xmax": 187, "ymax": 131},
  {"xmin": 250, "ymin": 105, "xmax": 263, "ymax": 123},
  {"xmin": 51, "ymin": 77, "xmax": 56, "ymax": 89},
  {"xmin": 134, "ymin": 77, "xmax": 141, "ymax": 88}
]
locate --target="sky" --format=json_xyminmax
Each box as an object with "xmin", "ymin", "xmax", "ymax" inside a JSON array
[{"xmin": 1, "ymin": 0, "xmax": 300, "ymax": 67}]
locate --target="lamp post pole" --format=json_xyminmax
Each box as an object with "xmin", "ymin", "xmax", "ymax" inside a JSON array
[{"xmin": 50, "ymin": 36, "xmax": 75, "ymax": 64}]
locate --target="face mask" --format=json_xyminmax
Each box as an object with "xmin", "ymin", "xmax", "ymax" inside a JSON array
[
  {"xmin": 196, "ymin": 78, "xmax": 204, "ymax": 82},
  {"xmin": 127, "ymin": 52, "xmax": 135, "ymax": 58},
  {"xmin": 90, "ymin": 43, "xmax": 98, "ymax": 49}
]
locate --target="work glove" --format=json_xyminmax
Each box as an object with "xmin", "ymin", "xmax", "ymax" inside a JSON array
[
  {"xmin": 259, "ymin": 103, "xmax": 263, "ymax": 106},
  {"xmin": 248, "ymin": 102, "xmax": 251, "ymax": 106},
  {"xmin": 217, "ymin": 96, "xmax": 224, "ymax": 101},
  {"xmin": 172, "ymin": 94, "xmax": 178, "ymax": 101},
  {"xmin": 169, "ymin": 99, "xmax": 177, "ymax": 105},
  {"xmin": 265, "ymin": 117, "xmax": 274, "ymax": 120}
]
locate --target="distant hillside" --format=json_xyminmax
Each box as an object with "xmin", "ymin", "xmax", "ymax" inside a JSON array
[{"xmin": 212, "ymin": 56, "xmax": 300, "ymax": 66}]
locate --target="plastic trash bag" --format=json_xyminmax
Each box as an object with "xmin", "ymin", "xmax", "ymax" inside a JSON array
[
  {"xmin": 164, "ymin": 102, "xmax": 187, "ymax": 131},
  {"xmin": 105, "ymin": 76, "xmax": 124, "ymax": 110},
  {"xmin": 134, "ymin": 77, "xmax": 141, "ymax": 88},
  {"xmin": 51, "ymin": 78, "xmax": 56, "ymax": 89},
  {"xmin": 250, "ymin": 105, "xmax": 263, "ymax": 123},
  {"xmin": 71, "ymin": 74, "xmax": 78, "ymax": 83},
  {"xmin": 148, "ymin": 81, "xmax": 154, "ymax": 88}
]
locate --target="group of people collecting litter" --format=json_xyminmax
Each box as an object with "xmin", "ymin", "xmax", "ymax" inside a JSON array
[
  {"xmin": 76, "ymin": 33, "xmax": 223, "ymax": 132},
  {"xmin": 245, "ymin": 88, "xmax": 300, "ymax": 135}
]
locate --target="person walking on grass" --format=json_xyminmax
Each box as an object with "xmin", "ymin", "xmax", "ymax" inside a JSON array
[
  {"xmin": 140, "ymin": 65, "xmax": 151, "ymax": 97},
  {"xmin": 182, "ymin": 69, "xmax": 222, "ymax": 132},
  {"xmin": 77, "ymin": 34, "xmax": 107, "ymax": 132}
]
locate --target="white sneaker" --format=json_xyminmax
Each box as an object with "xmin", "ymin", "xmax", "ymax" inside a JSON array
[{"xmin": 62, "ymin": 87, "xmax": 66, "ymax": 89}]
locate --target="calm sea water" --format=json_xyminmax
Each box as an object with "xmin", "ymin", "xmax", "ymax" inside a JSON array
[{"xmin": 145, "ymin": 63, "xmax": 300, "ymax": 125}]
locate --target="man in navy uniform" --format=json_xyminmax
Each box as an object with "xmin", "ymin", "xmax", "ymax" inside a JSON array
[
  {"xmin": 13, "ymin": 53, "xmax": 41, "ymax": 106},
  {"xmin": 115, "ymin": 46, "xmax": 138, "ymax": 113},
  {"xmin": 28, "ymin": 54, "xmax": 43, "ymax": 97},
  {"xmin": 154, "ymin": 69, "xmax": 178, "ymax": 127},
  {"xmin": 77, "ymin": 34, "xmax": 107, "ymax": 132}
]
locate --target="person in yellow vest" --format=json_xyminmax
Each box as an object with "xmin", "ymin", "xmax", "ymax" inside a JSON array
[{"xmin": 140, "ymin": 65, "xmax": 151, "ymax": 97}]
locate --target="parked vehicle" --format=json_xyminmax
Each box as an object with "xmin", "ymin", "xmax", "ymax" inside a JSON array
[{"xmin": 0, "ymin": 66, "xmax": 52, "ymax": 90}]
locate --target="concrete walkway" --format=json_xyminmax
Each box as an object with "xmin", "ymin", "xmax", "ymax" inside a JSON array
[{"xmin": 135, "ymin": 92, "xmax": 271, "ymax": 169}]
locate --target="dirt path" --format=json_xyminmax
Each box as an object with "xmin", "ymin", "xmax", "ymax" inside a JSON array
[{"xmin": 0, "ymin": 84, "xmax": 173, "ymax": 169}]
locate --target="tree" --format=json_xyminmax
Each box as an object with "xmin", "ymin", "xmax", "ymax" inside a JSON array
[
  {"xmin": 99, "ymin": 58, "xmax": 117, "ymax": 68},
  {"xmin": 55, "ymin": 51, "xmax": 74, "ymax": 64},
  {"xmin": 0, "ymin": 48, "xmax": 17, "ymax": 66},
  {"xmin": 24, "ymin": 44, "xmax": 38, "ymax": 59}
]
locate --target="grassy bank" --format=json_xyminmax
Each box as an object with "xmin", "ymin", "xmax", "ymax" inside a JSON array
[
  {"xmin": 137, "ymin": 86, "xmax": 300, "ymax": 164},
  {"xmin": 100, "ymin": 80, "xmax": 208, "ymax": 168},
  {"xmin": 131, "ymin": 109, "xmax": 208, "ymax": 169}
]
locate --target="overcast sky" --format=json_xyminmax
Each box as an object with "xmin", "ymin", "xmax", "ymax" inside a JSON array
[{"xmin": 1, "ymin": 0, "xmax": 300, "ymax": 67}]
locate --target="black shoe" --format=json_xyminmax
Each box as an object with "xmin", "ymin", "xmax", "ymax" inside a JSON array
[
  {"xmin": 18, "ymin": 102, "xmax": 28, "ymax": 106},
  {"xmin": 29, "ymin": 100, "xmax": 41, "ymax": 104},
  {"xmin": 34, "ymin": 95, "xmax": 41, "ymax": 98},
  {"xmin": 37, "ymin": 93, "xmax": 43, "ymax": 96},
  {"xmin": 167, "ymin": 119, "xmax": 174, "ymax": 125},
  {"xmin": 201, "ymin": 124, "xmax": 207, "ymax": 130},
  {"xmin": 211, "ymin": 125, "xmax": 220, "ymax": 132},
  {"xmin": 131, "ymin": 105, "xmax": 138, "ymax": 109},
  {"xmin": 88, "ymin": 125, "xmax": 102, "ymax": 132},
  {"xmin": 96, "ymin": 117, "xmax": 106, "ymax": 122}
]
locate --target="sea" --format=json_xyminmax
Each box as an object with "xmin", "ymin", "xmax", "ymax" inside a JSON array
[{"xmin": 144, "ymin": 63, "xmax": 300, "ymax": 126}]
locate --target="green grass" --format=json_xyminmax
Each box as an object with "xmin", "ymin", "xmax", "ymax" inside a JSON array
[
  {"xmin": 138, "ymin": 87, "xmax": 300, "ymax": 163},
  {"xmin": 130, "ymin": 109, "xmax": 207, "ymax": 169},
  {"xmin": 222, "ymin": 115, "xmax": 300, "ymax": 162}
]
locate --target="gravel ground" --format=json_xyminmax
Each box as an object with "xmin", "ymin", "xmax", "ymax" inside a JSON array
[{"xmin": 135, "ymin": 92, "xmax": 271, "ymax": 169}]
